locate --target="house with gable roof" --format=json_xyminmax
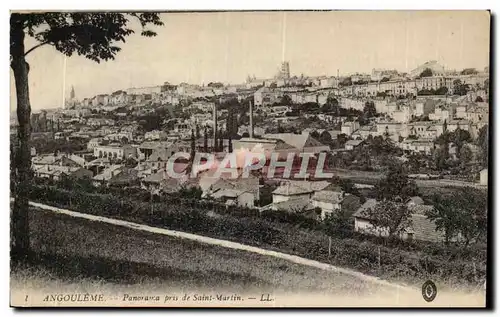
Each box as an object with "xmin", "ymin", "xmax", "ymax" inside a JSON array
[
  {"xmin": 262, "ymin": 131, "xmax": 330, "ymax": 154},
  {"xmin": 206, "ymin": 173, "xmax": 261, "ymax": 208},
  {"xmin": 353, "ymin": 197, "xmax": 448, "ymax": 242}
]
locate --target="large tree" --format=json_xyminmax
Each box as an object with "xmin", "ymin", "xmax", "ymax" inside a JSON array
[
  {"xmin": 375, "ymin": 162, "xmax": 418, "ymax": 201},
  {"xmin": 323, "ymin": 208, "xmax": 354, "ymax": 238},
  {"xmin": 10, "ymin": 12, "xmax": 163, "ymax": 260},
  {"xmin": 451, "ymin": 128, "xmax": 472, "ymax": 153},
  {"xmin": 363, "ymin": 100, "xmax": 377, "ymax": 119},
  {"xmin": 362, "ymin": 200, "xmax": 413, "ymax": 238},
  {"xmin": 458, "ymin": 145, "xmax": 473, "ymax": 171},
  {"xmin": 425, "ymin": 194, "xmax": 462, "ymax": 245},
  {"xmin": 453, "ymin": 79, "xmax": 469, "ymax": 96},
  {"xmin": 425, "ymin": 188, "xmax": 487, "ymax": 246},
  {"xmin": 476, "ymin": 125, "xmax": 489, "ymax": 168}
]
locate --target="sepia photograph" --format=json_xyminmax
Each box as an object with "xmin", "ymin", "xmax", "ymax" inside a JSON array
[{"xmin": 9, "ymin": 10, "xmax": 490, "ymax": 308}]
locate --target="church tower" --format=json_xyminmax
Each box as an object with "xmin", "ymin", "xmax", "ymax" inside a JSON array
[{"xmin": 64, "ymin": 86, "xmax": 77, "ymax": 109}]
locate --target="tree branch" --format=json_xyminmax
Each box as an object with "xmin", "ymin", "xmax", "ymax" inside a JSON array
[{"xmin": 24, "ymin": 41, "xmax": 49, "ymax": 57}]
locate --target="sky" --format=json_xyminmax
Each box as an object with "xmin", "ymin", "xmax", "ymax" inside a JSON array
[{"xmin": 10, "ymin": 10, "xmax": 490, "ymax": 111}]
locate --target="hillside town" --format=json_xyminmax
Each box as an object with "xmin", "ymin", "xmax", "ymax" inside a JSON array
[
  {"xmin": 11, "ymin": 60, "xmax": 489, "ymax": 246},
  {"xmin": 9, "ymin": 11, "xmax": 491, "ymax": 308}
]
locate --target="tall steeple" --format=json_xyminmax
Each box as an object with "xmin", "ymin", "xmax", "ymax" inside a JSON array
[{"xmin": 70, "ymin": 86, "xmax": 75, "ymax": 100}]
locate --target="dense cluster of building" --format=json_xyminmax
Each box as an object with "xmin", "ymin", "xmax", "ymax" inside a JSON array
[{"xmin": 13, "ymin": 60, "xmax": 489, "ymax": 244}]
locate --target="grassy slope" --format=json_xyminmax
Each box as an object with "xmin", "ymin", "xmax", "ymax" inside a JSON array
[
  {"xmin": 11, "ymin": 208, "xmax": 486, "ymax": 307},
  {"xmin": 18, "ymin": 207, "xmax": 393, "ymax": 295}
]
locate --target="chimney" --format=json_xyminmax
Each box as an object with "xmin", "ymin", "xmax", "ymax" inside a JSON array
[{"xmin": 249, "ymin": 100, "xmax": 254, "ymax": 138}]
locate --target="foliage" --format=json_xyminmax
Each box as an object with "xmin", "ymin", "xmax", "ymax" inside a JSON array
[
  {"xmin": 363, "ymin": 101, "xmax": 377, "ymax": 118},
  {"xmin": 138, "ymin": 107, "xmax": 170, "ymax": 132},
  {"xmin": 27, "ymin": 184, "xmax": 487, "ymax": 285},
  {"xmin": 339, "ymin": 77, "xmax": 352, "ymax": 87},
  {"xmin": 406, "ymin": 152, "xmax": 431, "ymax": 173},
  {"xmin": 318, "ymin": 131, "xmax": 332, "ymax": 146},
  {"xmin": 338, "ymin": 178, "xmax": 358, "ymax": 195},
  {"xmin": 326, "ymin": 95, "xmax": 339, "ymax": 107},
  {"xmin": 458, "ymin": 146, "xmax": 473, "ymax": 170},
  {"xmin": 280, "ymin": 94, "xmax": 292, "ymax": 106},
  {"xmin": 203, "ymin": 126, "xmax": 208, "ymax": 152},
  {"xmin": 226, "ymin": 107, "xmax": 239, "ymax": 137},
  {"xmin": 342, "ymin": 194, "xmax": 363, "ymax": 211},
  {"xmin": 451, "ymin": 128, "xmax": 472, "ymax": 151},
  {"xmin": 432, "ymin": 146, "xmax": 449, "ymax": 172},
  {"xmin": 435, "ymin": 86, "xmax": 449, "ymax": 95},
  {"xmin": 419, "ymin": 68, "xmax": 433, "ymax": 78},
  {"xmin": 432, "ymin": 128, "xmax": 472, "ymax": 170},
  {"xmin": 178, "ymin": 185, "xmax": 203, "ymax": 199},
  {"xmin": 417, "ymin": 87, "xmax": 448, "ymax": 96},
  {"xmin": 32, "ymin": 138, "xmax": 86, "ymax": 155},
  {"xmin": 17, "ymin": 13, "xmax": 163, "ymax": 61},
  {"xmin": 323, "ymin": 209, "xmax": 354, "ymax": 238},
  {"xmin": 320, "ymin": 96, "xmax": 340, "ymax": 114},
  {"xmin": 320, "ymin": 103, "xmax": 331, "ymax": 113},
  {"xmin": 218, "ymin": 129, "xmax": 224, "ymax": 151},
  {"xmin": 10, "ymin": 12, "xmax": 163, "ymax": 259},
  {"xmin": 258, "ymin": 183, "xmax": 276, "ymax": 207},
  {"xmin": 330, "ymin": 135, "xmax": 402, "ymax": 171},
  {"xmin": 238, "ymin": 113, "xmax": 249, "ymax": 126},
  {"xmin": 375, "ymin": 163, "xmax": 418, "ymax": 201},
  {"xmin": 124, "ymin": 156, "xmax": 138, "ymax": 168},
  {"xmin": 425, "ymin": 194, "xmax": 460, "ymax": 245},
  {"xmin": 426, "ymin": 188, "xmax": 487, "ymax": 246},
  {"xmin": 453, "ymin": 79, "xmax": 470, "ymax": 96},
  {"xmin": 336, "ymin": 133, "xmax": 348, "ymax": 148},
  {"xmin": 476, "ymin": 125, "xmax": 489, "ymax": 168},
  {"xmin": 362, "ymin": 200, "xmax": 413, "ymax": 238},
  {"xmin": 461, "ymin": 68, "xmax": 478, "ymax": 75},
  {"xmin": 285, "ymin": 110, "xmax": 299, "ymax": 117},
  {"xmin": 260, "ymin": 209, "xmax": 320, "ymax": 229},
  {"xmin": 207, "ymin": 82, "xmax": 224, "ymax": 88}
]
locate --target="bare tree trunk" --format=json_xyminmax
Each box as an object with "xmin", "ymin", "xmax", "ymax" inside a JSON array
[{"xmin": 11, "ymin": 15, "xmax": 31, "ymax": 262}]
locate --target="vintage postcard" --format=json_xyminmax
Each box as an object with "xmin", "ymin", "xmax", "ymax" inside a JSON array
[{"xmin": 10, "ymin": 10, "xmax": 490, "ymax": 308}]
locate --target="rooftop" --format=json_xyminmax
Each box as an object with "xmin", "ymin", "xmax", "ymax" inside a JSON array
[
  {"xmin": 345, "ymin": 140, "xmax": 364, "ymax": 146},
  {"xmin": 262, "ymin": 196, "xmax": 315, "ymax": 213},
  {"xmin": 353, "ymin": 199, "xmax": 378, "ymax": 218},
  {"xmin": 312, "ymin": 190, "xmax": 343, "ymax": 204}
]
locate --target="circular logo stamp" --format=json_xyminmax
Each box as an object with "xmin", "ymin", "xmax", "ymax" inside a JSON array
[{"xmin": 422, "ymin": 280, "xmax": 437, "ymax": 302}]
